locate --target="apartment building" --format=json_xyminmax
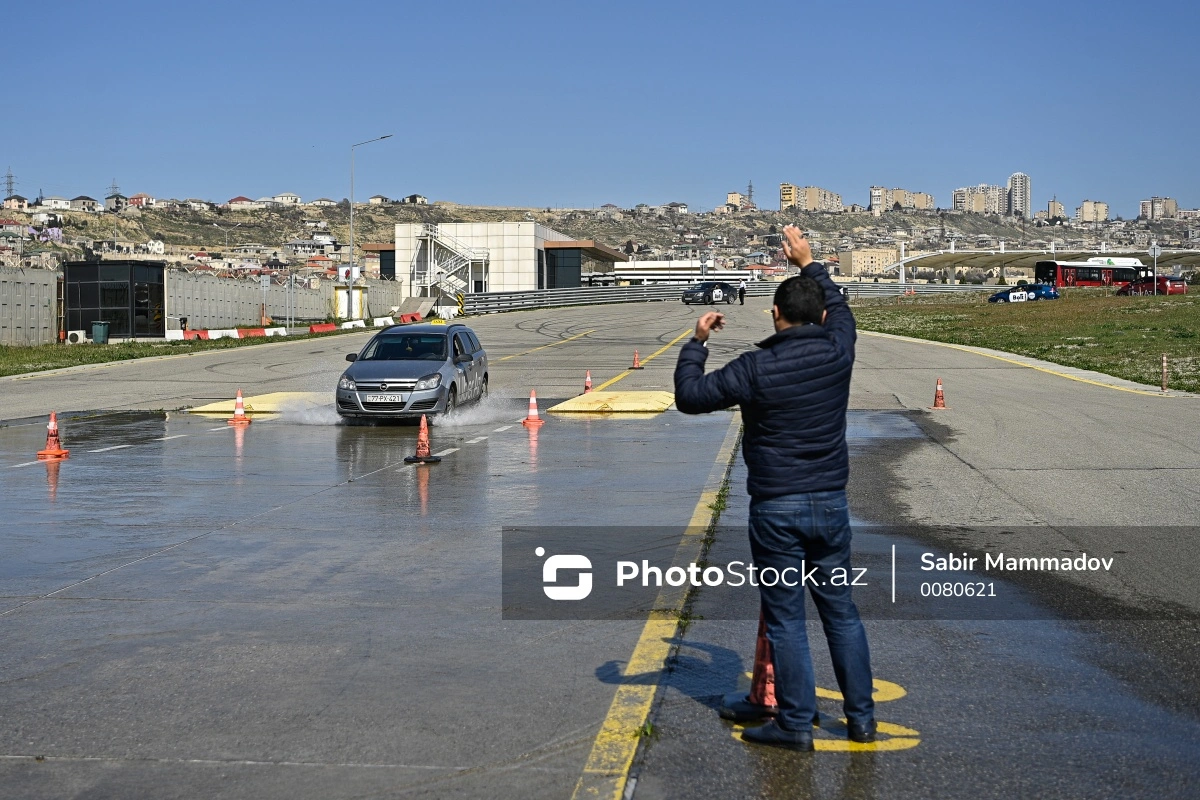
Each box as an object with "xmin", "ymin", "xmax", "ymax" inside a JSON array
[
  {"xmin": 1075, "ymin": 199, "xmax": 1109, "ymax": 223},
  {"xmin": 1048, "ymin": 200, "xmax": 1067, "ymax": 219},
  {"xmin": 1006, "ymin": 172, "xmax": 1032, "ymax": 218},
  {"xmin": 1139, "ymin": 197, "xmax": 1178, "ymax": 219},
  {"xmin": 838, "ymin": 247, "xmax": 898, "ymax": 277},
  {"xmin": 781, "ymin": 183, "xmax": 843, "ymax": 213},
  {"xmin": 952, "ymin": 184, "xmax": 1007, "ymax": 214},
  {"xmin": 870, "ymin": 186, "xmax": 934, "ymax": 216}
]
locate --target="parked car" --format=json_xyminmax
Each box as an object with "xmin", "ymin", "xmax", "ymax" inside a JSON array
[
  {"xmin": 987, "ymin": 284, "xmax": 1060, "ymax": 303},
  {"xmin": 336, "ymin": 321, "xmax": 488, "ymax": 420},
  {"xmin": 682, "ymin": 281, "xmax": 735, "ymax": 304},
  {"xmin": 1116, "ymin": 276, "xmax": 1188, "ymax": 296}
]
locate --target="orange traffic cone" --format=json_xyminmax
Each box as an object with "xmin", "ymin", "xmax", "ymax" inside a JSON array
[
  {"xmin": 36, "ymin": 411, "xmax": 70, "ymax": 460},
  {"xmin": 630, "ymin": 349, "xmax": 644, "ymax": 370},
  {"xmin": 227, "ymin": 389, "xmax": 252, "ymax": 426},
  {"xmin": 405, "ymin": 414, "xmax": 442, "ymax": 463},
  {"xmin": 930, "ymin": 378, "xmax": 948, "ymax": 410},
  {"xmin": 584, "ymin": 370, "xmax": 593, "ymax": 394},
  {"xmin": 522, "ymin": 390, "xmax": 545, "ymax": 427}
]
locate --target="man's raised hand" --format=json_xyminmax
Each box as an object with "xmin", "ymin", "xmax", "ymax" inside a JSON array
[
  {"xmin": 694, "ymin": 311, "xmax": 725, "ymax": 343},
  {"xmin": 782, "ymin": 225, "xmax": 814, "ymax": 269}
]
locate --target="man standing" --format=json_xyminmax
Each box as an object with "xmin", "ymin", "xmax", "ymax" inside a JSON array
[
  {"xmin": 673, "ymin": 225, "xmax": 875, "ymax": 751},
  {"xmin": 738, "ymin": 278, "xmax": 747, "ymax": 305}
]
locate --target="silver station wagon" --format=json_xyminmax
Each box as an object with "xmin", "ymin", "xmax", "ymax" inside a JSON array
[{"xmin": 336, "ymin": 321, "xmax": 488, "ymax": 420}]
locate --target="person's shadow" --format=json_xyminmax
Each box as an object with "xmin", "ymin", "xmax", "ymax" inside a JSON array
[{"xmin": 594, "ymin": 635, "xmax": 746, "ymax": 711}]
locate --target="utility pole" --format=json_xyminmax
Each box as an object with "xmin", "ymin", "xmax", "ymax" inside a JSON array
[
  {"xmin": 108, "ymin": 178, "xmax": 120, "ymax": 197},
  {"xmin": 3, "ymin": 167, "xmax": 14, "ymax": 199}
]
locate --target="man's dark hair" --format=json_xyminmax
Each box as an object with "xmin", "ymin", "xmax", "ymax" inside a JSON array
[{"xmin": 773, "ymin": 275, "xmax": 825, "ymax": 324}]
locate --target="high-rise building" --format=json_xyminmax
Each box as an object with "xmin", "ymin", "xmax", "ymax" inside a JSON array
[
  {"xmin": 870, "ymin": 186, "xmax": 934, "ymax": 216},
  {"xmin": 1075, "ymin": 200, "xmax": 1109, "ymax": 223},
  {"xmin": 1048, "ymin": 199, "xmax": 1067, "ymax": 219},
  {"xmin": 1006, "ymin": 172, "xmax": 1031, "ymax": 218},
  {"xmin": 1139, "ymin": 197, "xmax": 1178, "ymax": 219},
  {"xmin": 781, "ymin": 185, "xmax": 843, "ymax": 213},
  {"xmin": 954, "ymin": 184, "xmax": 1006, "ymax": 214}
]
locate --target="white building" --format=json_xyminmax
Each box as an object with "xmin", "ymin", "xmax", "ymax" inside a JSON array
[
  {"xmin": 1006, "ymin": 172, "xmax": 1032, "ymax": 218},
  {"xmin": 273, "ymin": 192, "xmax": 301, "ymax": 205},
  {"xmin": 393, "ymin": 221, "xmax": 626, "ymax": 298},
  {"xmin": 41, "ymin": 196, "xmax": 71, "ymax": 210}
]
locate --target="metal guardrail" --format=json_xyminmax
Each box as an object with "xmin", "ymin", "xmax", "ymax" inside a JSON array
[{"xmin": 460, "ymin": 281, "xmax": 991, "ymax": 314}]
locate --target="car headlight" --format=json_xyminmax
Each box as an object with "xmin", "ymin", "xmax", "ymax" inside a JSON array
[
  {"xmin": 415, "ymin": 373, "xmax": 442, "ymax": 391},
  {"xmin": 339, "ymin": 376, "xmax": 356, "ymax": 391}
]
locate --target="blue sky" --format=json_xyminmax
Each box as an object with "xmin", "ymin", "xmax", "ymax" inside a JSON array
[{"xmin": 4, "ymin": 0, "xmax": 1196, "ymax": 217}]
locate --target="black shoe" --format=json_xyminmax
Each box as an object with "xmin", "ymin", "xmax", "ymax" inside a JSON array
[
  {"xmin": 847, "ymin": 719, "xmax": 877, "ymax": 743},
  {"xmin": 719, "ymin": 692, "xmax": 778, "ymax": 723},
  {"xmin": 741, "ymin": 720, "xmax": 814, "ymax": 751}
]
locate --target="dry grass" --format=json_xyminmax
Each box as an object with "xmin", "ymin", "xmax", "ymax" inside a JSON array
[{"xmin": 854, "ymin": 290, "xmax": 1200, "ymax": 392}]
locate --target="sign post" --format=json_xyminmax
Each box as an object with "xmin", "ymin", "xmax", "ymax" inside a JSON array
[{"xmin": 1148, "ymin": 243, "xmax": 1162, "ymax": 296}]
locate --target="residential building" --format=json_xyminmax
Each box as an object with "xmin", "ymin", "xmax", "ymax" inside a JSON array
[
  {"xmin": 367, "ymin": 195, "xmax": 390, "ymax": 205},
  {"xmin": 838, "ymin": 247, "xmax": 898, "ymax": 277},
  {"xmin": 255, "ymin": 197, "xmax": 281, "ymax": 207},
  {"xmin": 105, "ymin": 193, "xmax": 128, "ymax": 212},
  {"xmin": 400, "ymin": 194, "xmax": 428, "ymax": 205},
  {"xmin": 273, "ymin": 192, "xmax": 301, "ymax": 205},
  {"xmin": 952, "ymin": 184, "xmax": 1006, "ymax": 214},
  {"xmin": 665, "ymin": 202, "xmax": 689, "ymax": 214},
  {"xmin": 1048, "ymin": 199, "xmax": 1067, "ymax": 219},
  {"xmin": 870, "ymin": 187, "xmax": 934, "ymax": 216},
  {"xmin": 308, "ymin": 198, "xmax": 337, "ymax": 207},
  {"xmin": 70, "ymin": 196, "xmax": 99, "ymax": 212},
  {"xmin": 1139, "ymin": 197, "xmax": 1178, "ymax": 219},
  {"xmin": 1006, "ymin": 172, "xmax": 1032, "ymax": 218},
  {"xmin": 186, "ymin": 199, "xmax": 215, "ymax": 212},
  {"xmin": 1177, "ymin": 208, "xmax": 1200, "ymax": 220},
  {"xmin": 726, "ymin": 191, "xmax": 754, "ymax": 210},
  {"xmin": 128, "ymin": 193, "xmax": 156, "ymax": 208},
  {"xmin": 1075, "ymin": 199, "xmax": 1109, "ymax": 223},
  {"xmin": 228, "ymin": 196, "xmax": 261, "ymax": 211},
  {"xmin": 41, "ymin": 196, "xmax": 72, "ymax": 210},
  {"xmin": 3, "ymin": 195, "xmax": 28, "ymax": 211},
  {"xmin": 782, "ymin": 184, "xmax": 842, "ymax": 213}
]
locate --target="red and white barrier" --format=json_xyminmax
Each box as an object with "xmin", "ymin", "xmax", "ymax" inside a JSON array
[{"xmin": 167, "ymin": 326, "xmax": 289, "ymax": 341}]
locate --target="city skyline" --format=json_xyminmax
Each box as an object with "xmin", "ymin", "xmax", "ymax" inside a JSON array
[{"xmin": 2, "ymin": 0, "xmax": 1197, "ymax": 218}]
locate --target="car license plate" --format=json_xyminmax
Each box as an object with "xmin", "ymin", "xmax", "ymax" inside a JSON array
[{"xmin": 364, "ymin": 393, "xmax": 406, "ymax": 403}]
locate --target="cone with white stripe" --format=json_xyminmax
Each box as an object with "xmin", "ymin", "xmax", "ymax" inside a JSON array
[
  {"xmin": 227, "ymin": 389, "xmax": 252, "ymax": 426},
  {"xmin": 522, "ymin": 390, "xmax": 545, "ymax": 427},
  {"xmin": 405, "ymin": 414, "xmax": 442, "ymax": 463},
  {"xmin": 584, "ymin": 370, "xmax": 593, "ymax": 394},
  {"xmin": 929, "ymin": 378, "xmax": 948, "ymax": 410},
  {"xmin": 37, "ymin": 412, "xmax": 70, "ymax": 460}
]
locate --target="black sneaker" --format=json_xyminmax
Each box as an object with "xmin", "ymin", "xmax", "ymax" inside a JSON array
[
  {"xmin": 718, "ymin": 692, "xmax": 778, "ymax": 723},
  {"xmin": 847, "ymin": 719, "xmax": 877, "ymax": 743},
  {"xmin": 741, "ymin": 720, "xmax": 814, "ymax": 752}
]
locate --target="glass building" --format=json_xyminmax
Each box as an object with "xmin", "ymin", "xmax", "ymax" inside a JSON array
[{"xmin": 64, "ymin": 260, "xmax": 166, "ymax": 337}]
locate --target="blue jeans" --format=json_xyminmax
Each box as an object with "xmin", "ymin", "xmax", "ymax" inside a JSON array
[{"xmin": 748, "ymin": 489, "xmax": 874, "ymax": 731}]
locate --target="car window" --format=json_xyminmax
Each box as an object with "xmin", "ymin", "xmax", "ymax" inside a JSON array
[
  {"xmin": 465, "ymin": 330, "xmax": 482, "ymax": 352},
  {"xmin": 360, "ymin": 334, "xmax": 447, "ymax": 361},
  {"xmin": 454, "ymin": 332, "xmax": 472, "ymax": 358}
]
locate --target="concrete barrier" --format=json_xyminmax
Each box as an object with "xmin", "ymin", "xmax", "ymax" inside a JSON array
[
  {"xmin": 340, "ymin": 320, "xmax": 367, "ymax": 329},
  {"xmin": 165, "ymin": 330, "xmax": 185, "ymax": 341},
  {"xmin": 309, "ymin": 323, "xmax": 337, "ymax": 334},
  {"xmin": 264, "ymin": 327, "xmax": 287, "ymax": 337},
  {"xmin": 239, "ymin": 328, "xmax": 267, "ymax": 338},
  {"xmin": 372, "ymin": 317, "xmax": 395, "ymax": 327},
  {"xmin": 207, "ymin": 329, "xmax": 241, "ymax": 340}
]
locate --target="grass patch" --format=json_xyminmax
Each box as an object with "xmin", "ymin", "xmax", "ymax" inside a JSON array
[
  {"xmin": 854, "ymin": 290, "xmax": 1200, "ymax": 392},
  {"xmin": 0, "ymin": 329, "xmax": 362, "ymax": 378}
]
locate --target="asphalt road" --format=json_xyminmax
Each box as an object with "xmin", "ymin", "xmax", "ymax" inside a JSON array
[{"xmin": 2, "ymin": 295, "xmax": 1198, "ymax": 799}]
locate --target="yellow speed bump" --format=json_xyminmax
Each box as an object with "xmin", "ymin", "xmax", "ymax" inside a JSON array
[
  {"xmin": 190, "ymin": 391, "xmax": 328, "ymax": 415},
  {"xmin": 548, "ymin": 391, "xmax": 675, "ymax": 414}
]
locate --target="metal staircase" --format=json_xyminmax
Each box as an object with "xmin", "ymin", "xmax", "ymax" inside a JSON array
[{"xmin": 410, "ymin": 224, "xmax": 490, "ymax": 302}]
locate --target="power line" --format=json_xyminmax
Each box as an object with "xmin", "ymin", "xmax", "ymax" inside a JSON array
[{"xmin": 3, "ymin": 167, "xmax": 14, "ymax": 199}]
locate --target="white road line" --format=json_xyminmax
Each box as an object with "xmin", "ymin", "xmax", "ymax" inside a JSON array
[
  {"xmin": 433, "ymin": 448, "xmax": 459, "ymax": 457},
  {"xmin": 494, "ymin": 425, "xmax": 513, "ymax": 432},
  {"xmin": 464, "ymin": 436, "xmax": 488, "ymax": 444},
  {"xmin": 88, "ymin": 445, "xmax": 133, "ymax": 453},
  {"xmin": 207, "ymin": 426, "xmax": 231, "ymax": 432},
  {"xmin": 154, "ymin": 435, "xmax": 189, "ymax": 441},
  {"xmin": 7, "ymin": 461, "xmax": 42, "ymax": 469}
]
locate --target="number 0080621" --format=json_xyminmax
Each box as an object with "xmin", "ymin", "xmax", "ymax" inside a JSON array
[{"xmin": 920, "ymin": 582, "xmax": 995, "ymax": 597}]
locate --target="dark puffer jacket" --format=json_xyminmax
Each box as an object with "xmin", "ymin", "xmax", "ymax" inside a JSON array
[{"xmin": 673, "ymin": 262, "xmax": 854, "ymax": 499}]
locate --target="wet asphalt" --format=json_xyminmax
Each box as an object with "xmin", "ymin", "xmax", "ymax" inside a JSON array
[{"xmin": 2, "ymin": 297, "xmax": 1199, "ymax": 799}]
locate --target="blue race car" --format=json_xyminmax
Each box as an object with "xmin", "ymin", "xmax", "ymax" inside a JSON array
[{"xmin": 988, "ymin": 284, "xmax": 1060, "ymax": 303}]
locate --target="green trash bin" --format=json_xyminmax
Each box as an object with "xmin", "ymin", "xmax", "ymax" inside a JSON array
[{"xmin": 91, "ymin": 321, "xmax": 110, "ymax": 345}]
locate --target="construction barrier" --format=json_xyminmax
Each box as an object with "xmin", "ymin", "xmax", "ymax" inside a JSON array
[
  {"xmin": 340, "ymin": 320, "xmax": 367, "ymax": 329},
  {"xmin": 372, "ymin": 317, "xmax": 396, "ymax": 327},
  {"xmin": 309, "ymin": 323, "xmax": 338, "ymax": 334},
  {"xmin": 239, "ymin": 328, "xmax": 267, "ymax": 338},
  {"xmin": 399, "ymin": 313, "xmax": 423, "ymax": 323}
]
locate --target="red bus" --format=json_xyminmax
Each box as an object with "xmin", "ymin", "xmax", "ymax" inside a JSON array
[{"xmin": 1034, "ymin": 257, "xmax": 1147, "ymax": 288}]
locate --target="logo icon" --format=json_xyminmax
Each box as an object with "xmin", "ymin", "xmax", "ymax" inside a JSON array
[{"xmin": 537, "ymin": 547, "xmax": 592, "ymax": 600}]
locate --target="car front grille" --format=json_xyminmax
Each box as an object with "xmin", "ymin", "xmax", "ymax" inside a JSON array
[
  {"xmin": 360, "ymin": 401, "xmax": 409, "ymax": 411},
  {"xmin": 337, "ymin": 398, "xmax": 359, "ymax": 411},
  {"xmin": 354, "ymin": 380, "xmax": 417, "ymax": 392}
]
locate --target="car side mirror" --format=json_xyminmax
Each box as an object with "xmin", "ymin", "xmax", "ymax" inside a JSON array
[
  {"xmin": 345, "ymin": 353, "xmax": 357, "ymax": 362},
  {"xmin": 455, "ymin": 352, "xmax": 474, "ymax": 364}
]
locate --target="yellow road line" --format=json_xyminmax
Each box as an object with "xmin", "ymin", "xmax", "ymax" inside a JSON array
[
  {"xmin": 571, "ymin": 412, "xmax": 742, "ymax": 800},
  {"xmin": 860, "ymin": 330, "xmax": 1177, "ymax": 397},
  {"xmin": 593, "ymin": 328, "xmax": 693, "ymax": 391},
  {"xmin": 497, "ymin": 329, "xmax": 595, "ymax": 361}
]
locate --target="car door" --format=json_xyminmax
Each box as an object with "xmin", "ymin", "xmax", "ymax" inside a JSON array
[{"xmin": 451, "ymin": 331, "xmax": 473, "ymax": 397}]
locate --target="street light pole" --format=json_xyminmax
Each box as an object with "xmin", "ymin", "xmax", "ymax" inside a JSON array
[
  {"xmin": 348, "ymin": 134, "xmax": 392, "ymax": 319},
  {"xmin": 212, "ymin": 222, "xmax": 241, "ymax": 251}
]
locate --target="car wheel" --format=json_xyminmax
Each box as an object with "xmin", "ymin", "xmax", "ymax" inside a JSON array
[
  {"xmin": 444, "ymin": 386, "xmax": 457, "ymax": 417},
  {"xmin": 479, "ymin": 375, "xmax": 488, "ymax": 401},
  {"xmin": 726, "ymin": 295, "xmax": 733, "ymax": 304}
]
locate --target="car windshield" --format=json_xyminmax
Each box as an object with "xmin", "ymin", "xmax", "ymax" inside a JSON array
[
  {"xmin": 691, "ymin": 282, "xmax": 718, "ymax": 289},
  {"xmin": 359, "ymin": 334, "xmax": 447, "ymax": 361}
]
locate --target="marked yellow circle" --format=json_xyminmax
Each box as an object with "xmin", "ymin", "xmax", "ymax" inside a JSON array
[
  {"xmin": 817, "ymin": 679, "xmax": 907, "ymax": 703},
  {"xmin": 731, "ymin": 718, "xmax": 921, "ymax": 752}
]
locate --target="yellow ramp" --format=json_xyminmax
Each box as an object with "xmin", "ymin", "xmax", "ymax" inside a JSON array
[
  {"xmin": 548, "ymin": 391, "xmax": 675, "ymax": 414},
  {"xmin": 190, "ymin": 391, "xmax": 328, "ymax": 415}
]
